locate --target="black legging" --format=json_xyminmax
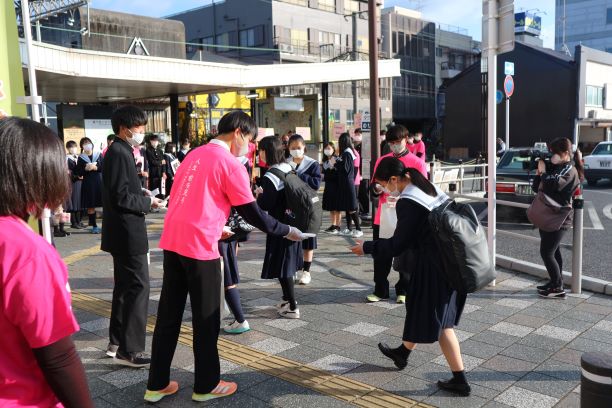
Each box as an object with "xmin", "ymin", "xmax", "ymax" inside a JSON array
[
  {"xmin": 539, "ymin": 229, "xmax": 565, "ymax": 287},
  {"xmin": 346, "ymin": 211, "xmax": 361, "ymax": 231}
]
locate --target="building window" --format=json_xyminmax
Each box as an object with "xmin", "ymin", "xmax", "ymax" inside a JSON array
[
  {"xmin": 586, "ymin": 85, "xmax": 603, "ymax": 107},
  {"xmin": 436, "ymin": 47, "xmax": 443, "ymax": 57},
  {"xmin": 331, "ymin": 109, "xmax": 341, "ymax": 121},
  {"xmin": 607, "ymin": 8, "xmax": 612, "ymax": 25},
  {"xmin": 202, "ymin": 36, "xmax": 214, "ymax": 51},
  {"xmin": 216, "ymin": 32, "xmax": 229, "ymax": 52},
  {"xmin": 240, "ymin": 26, "xmax": 264, "ymax": 47},
  {"xmin": 346, "ymin": 109, "xmax": 354, "ymax": 126},
  {"xmin": 318, "ymin": 0, "xmax": 336, "ymax": 12},
  {"xmin": 278, "ymin": 0, "xmax": 308, "ymax": 6},
  {"xmin": 344, "ymin": 0, "xmax": 359, "ymax": 13}
]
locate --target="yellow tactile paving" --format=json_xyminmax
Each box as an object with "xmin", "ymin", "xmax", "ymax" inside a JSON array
[
  {"xmin": 71, "ymin": 291, "xmax": 434, "ymax": 407},
  {"xmin": 63, "ymin": 245, "xmax": 103, "ymax": 265}
]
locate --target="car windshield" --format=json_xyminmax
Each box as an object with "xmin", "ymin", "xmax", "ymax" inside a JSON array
[
  {"xmin": 591, "ymin": 144, "xmax": 612, "ymax": 156},
  {"xmin": 498, "ymin": 151, "xmax": 531, "ymax": 170}
]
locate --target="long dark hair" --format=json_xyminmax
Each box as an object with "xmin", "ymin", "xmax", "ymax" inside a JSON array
[
  {"xmin": 373, "ymin": 157, "xmax": 436, "ymax": 197},
  {"xmin": 338, "ymin": 132, "xmax": 354, "ymax": 154},
  {"xmin": 549, "ymin": 137, "xmax": 584, "ymax": 179},
  {"xmin": 258, "ymin": 136, "xmax": 285, "ymax": 166},
  {"xmin": 0, "ymin": 117, "xmax": 70, "ymax": 219}
]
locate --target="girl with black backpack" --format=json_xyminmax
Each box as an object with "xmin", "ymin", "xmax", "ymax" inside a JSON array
[
  {"xmin": 256, "ymin": 136, "xmax": 303, "ymax": 319},
  {"xmin": 350, "ymin": 157, "xmax": 471, "ymax": 397}
]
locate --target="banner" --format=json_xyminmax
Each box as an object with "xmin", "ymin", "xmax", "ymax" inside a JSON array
[
  {"xmin": 295, "ymin": 126, "xmax": 311, "ymax": 141},
  {"xmin": 332, "ymin": 123, "xmax": 346, "ymax": 140},
  {"xmin": 0, "ymin": 1, "xmax": 26, "ymax": 118}
]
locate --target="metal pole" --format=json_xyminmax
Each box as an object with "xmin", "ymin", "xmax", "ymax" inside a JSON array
[
  {"xmin": 322, "ymin": 83, "xmax": 329, "ymax": 145},
  {"xmin": 571, "ymin": 197, "xmax": 584, "ymax": 294},
  {"xmin": 352, "ymin": 12, "xmax": 358, "ymax": 117},
  {"xmin": 505, "ymin": 96, "xmax": 510, "ymax": 148},
  {"xmin": 484, "ymin": 0, "xmax": 498, "ymax": 275},
  {"xmin": 368, "ymin": 0, "xmax": 380, "ymax": 163}
]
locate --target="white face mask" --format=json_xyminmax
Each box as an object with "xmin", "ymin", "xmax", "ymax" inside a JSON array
[
  {"xmin": 414, "ymin": 136, "xmax": 422, "ymax": 142},
  {"xmin": 324, "ymin": 148, "xmax": 334, "ymax": 157},
  {"xmin": 83, "ymin": 143, "xmax": 93, "ymax": 152},
  {"xmin": 389, "ymin": 143, "xmax": 405, "ymax": 155},
  {"xmin": 128, "ymin": 129, "xmax": 145, "ymax": 146},
  {"xmin": 151, "ymin": 141, "xmax": 159, "ymax": 148},
  {"xmin": 290, "ymin": 149, "xmax": 304, "ymax": 159},
  {"xmin": 232, "ymin": 133, "xmax": 249, "ymax": 157},
  {"xmin": 352, "ymin": 135, "xmax": 362, "ymax": 143},
  {"xmin": 551, "ymin": 154, "xmax": 563, "ymax": 165},
  {"xmin": 69, "ymin": 147, "xmax": 78, "ymax": 155}
]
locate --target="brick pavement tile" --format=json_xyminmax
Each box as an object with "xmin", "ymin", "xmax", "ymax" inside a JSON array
[
  {"xmin": 92, "ymin": 398, "xmax": 117, "ymax": 408},
  {"xmin": 563, "ymin": 309, "xmax": 607, "ymax": 323},
  {"xmin": 489, "ymin": 322, "xmax": 534, "ymax": 338},
  {"xmin": 99, "ymin": 367, "xmax": 149, "ymax": 389},
  {"xmin": 380, "ymin": 374, "xmax": 438, "ymax": 401},
  {"xmin": 581, "ymin": 327, "xmax": 612, "ymax": 344},
  {"xmin": 567, "ymin": 336, "xmax": 611, "ymax": 354},
  {"xmin": 494, "ymin": 298, "xmax": 536, "ymax": 310},
  {"xmin": 469, "ymin": 367, "xmax": 517, "ymax": 392},
  {"xmin": 245, "ymin": 377, "xmax": 353, "ymax": 408},
  {"xmin": 481, "ymin": 355, "xmax": 538, "ymax": 378},
  {"xmin": 471, "ymin": 331, "xmax": 520, "ymax": 348},
  {"xmin": 574, "ymin": 302, "xmax": 612, "ymax": 316},
  {"xmin": 504, "ymin": 313, "xmax": 550, "ymax": 329},
  {"xmin": 424, "ymin": 390, "xmax": 489, "ymax": 408},
  {"xmin": 342, "ymin": 322, "xmax": 388, "ymax": 337},
  {"xmin": 520, "ymin": 306, "xmax": 564, "ymax": 320},
  {"xmin": 500, "ymin": 343, "xmax": 554, "ymax": 364},
  {"xmin": 469, "ymin": 383, "xmax": 501, "ymax": 400},
  {"xmin": 517, "ymin": 334, "xmax": 567, "ymax": 353},
  {"xmin": 272, "ymin": 327, "xmax": 324, "ymax": 344},
  {"xmin": 340, "ymin": 282, "xmax": 369, "ymax": 291},
  {"xmin": 406, "ymin": 361, "xmax": 450, "ymax": 383},
  {"xmin": 494, "ymin": 386, "xmax": 559, "ymax": 408},
  {"xmin": 367, "ymin": 300, "xmax": 404, "ymax": 310},
  {"xmin": 245, "ymin": 297, "xmax": 279, "ymax": 310},
  {"xmin": 344, "ymin": 363, "xmax": 404, "ymax": 387},
  {"xmin": 459, "ymin": 339, "xmax": 506, "ymax": 360},
  {"xmin": 586, "ymin": 294, "xmax": 612, "ymax": 307},
  {"xmin": 86, "ymin": 378, "xmax": 118, "ymax": 399},
  {"xmin": 320, "ymin": 330, "xmax": 366, "ymax": 347},
  {"xmin": 513, "ymin": 372, "xmax": 576, "ymax": 398},
  {"xmin": 249, "ymin": 337, "xmax": 298, "ymax": 355},
  {"xmin": 210, "ymin": 392, "xmax": 273, "ymax": 408},
  {"xmin": 220, "ymin": 365, "xmax": 273, "ymax": 391},
  {"xmin": 554, "ymin": 392, "xmax": 580, "ymax": 408},
  {"xmin": 593, "ymin": 319, "xmax": 612, "ymax": 332},
  {"xmin": 548, "ymin": 316, "xmax": 594, "ymax": 333},
  {"xmin": 264, "ymin": 318, "xmax": 308, "ymax": 331},
  {"xmin": 348, "ymin": 303, "xmax": 390, "ymax": 317},
  {"xmin": 431, "ymin": 353, "xmax": 484, "ymax": 372},
  {"xmin": 483, "ymin": 305, "xmax": 521, "ymax": 317},
  {"xmin": 482, "ymin": 401, "xmax": 514, "ymax": 408},
  {"xmin": 302, "ymin": 339, "xmax": 346, "ymax": 355},
  {"xmin": 308, "ymin": 354, "xmax": 362, "ymax": 375},
  {"xmin": 457, "ymin": 318, "xmax": 493, "ymax": 334},
  {"xmin": 338, "ymin": 342, "xmax": 407, "ymax": 367},
  {"xmin": 550, "ymin": 347, "xmax": 583, "ymax": 366},
  {"xmin": 278, "ymin": 344, "xmax": 330, "ymax": 364},
  {"xmin": 534, "ymin": 360, "xmax": 580, "ymax": 382},
  {"xmin": 220, "ymin": 329, "xmax": 270, "ymax": 346},
  {"xmin": 499, "ymin": 278, "xmax": 536, "ymax": 290},
  {"xmin": 534, "ymin": 301, "xmax": 575, "ymax": 313},
  {"xmin": 467, "ymin": 310, "xmax": 508, "ymax": 325},
  {"xmin": 532, "ymin": 325, "xmax": 580, "ymax": 342},
  {"xmin": 462, "ymin": 303, "xmax": 482, "ymax": 314}
]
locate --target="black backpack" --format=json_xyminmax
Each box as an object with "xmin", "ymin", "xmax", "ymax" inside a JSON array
[
  {"xmin": 268, "ymin": 168, "xmax": 322, "ymax": 234},
  {"xmin": 405, "ymin": 197, "xmax": 495, "ymax": 293}
]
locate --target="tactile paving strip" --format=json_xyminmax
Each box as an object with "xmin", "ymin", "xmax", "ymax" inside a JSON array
[{"xmin": 68, "ymin": 247, "xmax": 434, "ymax": 407}]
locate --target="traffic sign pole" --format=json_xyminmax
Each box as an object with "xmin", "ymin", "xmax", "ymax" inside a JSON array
[
  {"xmin": 503, "ymin": 74, "xmax": 514, "ymax": 150},
  {"xmin": 506, "ymin": 96, "xmax": 510, "ymax": 149}
]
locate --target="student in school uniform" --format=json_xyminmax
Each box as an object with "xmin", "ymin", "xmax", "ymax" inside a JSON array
[
  {"xmin": 322, "ymin": 142, "xmax": 342, "ymax": 234},
  {"xmin": 146, "ymin": 112, "xmax": 304, "ymax": 403},
  {"xmin": 76, "ymin": 137, "xmax": 103, "ymax": 234},
  {"xmin": 145, "ymin": 135, "xmax": 166, "ymax": 199},
  {"xmin": 256, "ymin": 136, "xmax": 303, "ymax": 318},
  {"xmin": 65, "ymin": 140, "xmax": 85, "ymax": 229},
  {"xmin": 163, "ymin": 143, "xmax": 178, "ymax": 198},
  {"xmin": 408, "ymin": 132, "xmax": 426, "ymax": 161},
  {"xmin": 350, "ymin": 157, "xmax": 471, "ymax": 397},
  {"xmin": 288, "ymin": 134, "xmax": 322, "ymax": 286},
  {"xmin": 367, "ymin": 125, "xmax": 428, "ymax": 304},
  {"xmin": 335, "ymin": 133, "xmax": 362, "ymax": 238}
]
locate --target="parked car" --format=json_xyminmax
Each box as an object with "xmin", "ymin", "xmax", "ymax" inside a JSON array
[
  {"xmin": 493, "ymin": 147, "xmax": 542, "ymax": 205},
  {"xmin": 584, "ymin": 141, "xmax": 612, "ymax": 186}
]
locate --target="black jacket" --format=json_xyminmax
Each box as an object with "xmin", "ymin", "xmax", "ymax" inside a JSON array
[
  {"xmin": 145, "ymin": 146, "xmax": 165, "ymax": 179},
  {"xmin": 101, "ymin": 138, "xmax": 151, "ymax": 255}
]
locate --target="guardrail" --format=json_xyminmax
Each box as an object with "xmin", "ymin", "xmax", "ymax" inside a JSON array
[{"xmin": 428, "ymin": 161, "xmax": 585, "ymax": 294}]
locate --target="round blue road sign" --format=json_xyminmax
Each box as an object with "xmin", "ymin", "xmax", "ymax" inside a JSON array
[
  {"xmin": 496, "ymin": 90, "xmax": 504, "ymax": 104},
  {"xmin": 504, "ymin": 75, "xmax": 514, "ymax": 98}
]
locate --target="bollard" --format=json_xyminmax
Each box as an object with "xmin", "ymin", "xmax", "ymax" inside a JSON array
[
  {"xmin": 581, "ymin": 352, "xmax": 612, "ymax": 408},
  {"xmin": 572, "ymin": 196, "xmax": 584, "ymax": 294},
  {"xmin": 458, "ymin": 159, "xmax": 464, "ymax": 194},
  {"xmin": 429, "ymin": 161, "xmax": 435, "ymax": 182}
]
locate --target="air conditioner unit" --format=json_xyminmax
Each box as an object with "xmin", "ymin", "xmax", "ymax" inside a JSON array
[
  {"xmin": 279, "ymin": 43, "xmax": 294, "ymax": 53},
  {"xmin": 588, "ymin": 110, "xmax": 598, "ymax": 119}
]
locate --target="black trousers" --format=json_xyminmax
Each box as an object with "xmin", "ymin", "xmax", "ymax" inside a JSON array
[
  {"xmin": 372, "ymin": 224, "xmax": 408, "ymax": 298},
  {"xmin": 358, "ymin": 180, "xmax": 370, "ymax": 214},
  {"xmin": 109, "ymin": 253, "xmax": 150, "ymax": 353},
  {"xmin": 148, "ymin": 251, "xmax": 221, "ymax": 394},
  {"xmin": 539, "ymin": 229, "xmax": 566, "ymax": 287}
]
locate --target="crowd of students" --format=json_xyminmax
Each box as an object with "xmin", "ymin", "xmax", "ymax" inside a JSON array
[{"xmin": 2, "ymin": 108, "xmax": 512, "ymax": 406}]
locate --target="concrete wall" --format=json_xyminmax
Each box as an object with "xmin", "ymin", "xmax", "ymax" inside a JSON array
[{"xmin": 555, "ymin": 0, "xmax": 612, "ymax": 53}]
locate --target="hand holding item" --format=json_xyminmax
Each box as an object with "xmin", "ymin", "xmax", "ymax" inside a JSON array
[
  {"xmin": 142, "ymin": 188, "xmax": 152, "ymax": 197},
  {"xmin": 150, "ymin": 197, "xmax": 166, "ymax": 209},
  {"xmin": 141, "ymin": 171, "xmax": 149, "ymax": 178},
  {"xmin": 537, "ymin": 159, "xmax": 546, "ymax": 175},
  {"xmin": 350, "ymin": 240, "xmax": 365, "ymax": 256},
  {"xmin": 374, "ymin": 183, "xmax": 384, "ymax": 194},
  {"xmin": 254, "ymin": 186, "xmax": 264, "ymax": 197},
  {"xmin": 221, "ymin": 226, "xmax": 235, "ymax": 240},
  {"xmin": 284, "ymin": 226, "xmax": 314, "ymax": 242},
  {"xmin": 162, "ymin": 159, "xmax": 166, "ymax": 165}
]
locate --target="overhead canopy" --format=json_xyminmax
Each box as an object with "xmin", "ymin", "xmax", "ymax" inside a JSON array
[{"xmin": 20, "ymin": 40, "xmax": 401, "ymax": 103}]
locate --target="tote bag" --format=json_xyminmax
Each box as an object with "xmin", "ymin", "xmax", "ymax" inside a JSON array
[
  {"xmin": 527, "ymin": 188, "xmax": 572, "ymax": 232},
  {"xmin": 379, "ymin": 201, "xmax": 398, "ymax": 239}
]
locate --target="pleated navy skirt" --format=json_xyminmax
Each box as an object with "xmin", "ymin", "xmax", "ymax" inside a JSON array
[
  {"xmin": 219, "ymin": 240, "xmax": 239, "ymax": 286},
  {"xmin": 261, "ymin": 236, "xmax": 303, "ymax": 279}
]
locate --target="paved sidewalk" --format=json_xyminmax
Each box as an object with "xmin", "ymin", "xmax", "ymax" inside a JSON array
[{"xmin": 56, "ymin": 215, "xmax": 612, "ymax": 407}]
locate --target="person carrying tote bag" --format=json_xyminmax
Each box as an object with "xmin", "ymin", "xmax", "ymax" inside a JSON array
[{"xmin": 526, "ymin": 138, "xmax": 582, "ymax": 299}]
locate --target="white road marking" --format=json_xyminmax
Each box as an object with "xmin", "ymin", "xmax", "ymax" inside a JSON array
[
  {"xmin": 477, "ymin": 207, "xmax": 488, "ymax": 221},
  {"xmin": 603, "ymin": 204, "xmax": 612, "ymax": 221},
  {"xmin": 584, "ymin": 189, "xmax": 612, "ymax": 196},
  {"xmin": 586, "ymin": 201, "xmax": 604, "ymax": 230}
]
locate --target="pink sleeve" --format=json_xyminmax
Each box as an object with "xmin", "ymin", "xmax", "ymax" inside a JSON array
[
  {"xmin": 3, "ymin": 254, "xmax": 78, "ymax": 349},
  {"xmin": 225, "ymin": 164, "xmax": 256, "ymax": 207}
]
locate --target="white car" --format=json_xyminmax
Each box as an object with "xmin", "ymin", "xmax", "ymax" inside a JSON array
[{"xmin": 584, "ymin": 141, "xmax": 612, "ymax": 186}]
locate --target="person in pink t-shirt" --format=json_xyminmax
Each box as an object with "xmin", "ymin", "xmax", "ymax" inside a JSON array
[
  {"xmin": 0, "ymin": 117, "xmax": 93, "ymax": 407},
  {"xmin": 368, "ymin": 125, "xmax": 428, "ymax": 304},
  {"xmin": 407, "ymin": 132, "xmax": 426, "ymax": 161},
  {"xmin": 145, "ymin": 111, "xmax": 305, "ymax": 404}
]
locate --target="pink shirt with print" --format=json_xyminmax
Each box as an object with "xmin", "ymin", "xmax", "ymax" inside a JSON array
[
  {"xmin": 354, "ymin": 149, "xmax": 361, "ymax": 186},
  {"xmin": 408, "ymin": 141, "xmax": 426, "ymax": 160},
  {"xmin": 372, "ymin": 151, "xmax": 428, "ymax": 225},
  {"xmin": 159, "ymin": 141, "xmax": 255, "ymax": 261},
  {"xmin": 0, "ymin": 216, "xmax": 79, "ymax": 408}
]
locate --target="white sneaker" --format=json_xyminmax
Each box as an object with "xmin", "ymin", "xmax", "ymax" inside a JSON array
[
  {"xmin": 352, "ymin": 230, "xmax": 364, "ymax": 238},
  {"xmin": 295, "ymin": 270, "xmax": 303, "ymax": 283},
  {"xmin": 298, "ymin": 271, "xmax": 311, "ymax": 285},
  {"xmin": 223, "ymin": 320, "xmax": 251, "ymax": 334},
  {"xmin": 278, "ymin": 303, "xmax": 300, "ymax": 319},
  {"xmin": 276, "ymin": 300, "xmax": 289, "ymax": 310},
  {"xmin": 340, "ymin": 228, "xmax": 353, "ymax": 236}
]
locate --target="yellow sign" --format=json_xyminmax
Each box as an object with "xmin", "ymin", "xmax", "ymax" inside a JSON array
[{"xmin": 0, "ymin": 1, "xmax": 26, "ymax": 117}]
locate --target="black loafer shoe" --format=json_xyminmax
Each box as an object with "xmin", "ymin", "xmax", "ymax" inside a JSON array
[
  {"xmin": 437, "ymin": 379, "xmax": 471, "ymax": 396},
  {"xmin": 378, "ymin": 343, "xmax": 408, "ymax": 370}
]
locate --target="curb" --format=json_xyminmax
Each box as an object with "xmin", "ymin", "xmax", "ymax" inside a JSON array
[{"xmin": 496, "ymin": 255, "xmax": 612, "ymax": 296}]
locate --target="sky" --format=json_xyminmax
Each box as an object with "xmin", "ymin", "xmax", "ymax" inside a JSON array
[{"xmin": 90, "ymin": 0, "xmax": 557, "ymax": 48}]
